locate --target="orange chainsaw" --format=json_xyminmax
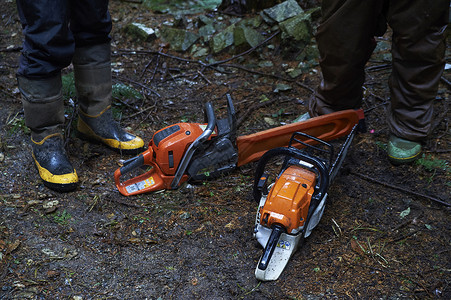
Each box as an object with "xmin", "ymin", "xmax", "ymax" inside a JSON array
[
  {"xmin": 253, "ymin": 121, "xmax": 363, "ymax": 281},
  {"xmin": 114, "ymin": 94, "xmax": 364, "ymax": 196}
]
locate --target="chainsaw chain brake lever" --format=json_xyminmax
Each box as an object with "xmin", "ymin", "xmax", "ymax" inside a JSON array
[{"xmin": 170, "ymin": 102, "xmax": 216, "ymax": 189}]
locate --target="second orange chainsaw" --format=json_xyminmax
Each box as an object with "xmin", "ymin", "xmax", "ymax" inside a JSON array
[{"xmin": 114, "ymin": 95, "xmax": 364, "ymax": 196}]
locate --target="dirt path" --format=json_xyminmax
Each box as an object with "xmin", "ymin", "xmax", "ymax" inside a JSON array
[{"xmin": 1, "ymin": 1, "xmax": 450, "ymax": 299}]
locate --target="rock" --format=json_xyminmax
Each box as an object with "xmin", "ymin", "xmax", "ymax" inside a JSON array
[
  {"xmin": 124, "ymin": 23, "xmax": 156, "ymax": 42},
  {"xmin": 43, "ymin": 200, "xmax": 59, "ymax": 210},
  {"xmin": 262, "ymin": 0, "xmax": 304, "ymax": 24},
  {"xmin": 199, "ymin": 23, "xmax": 216, "ymax": 39},
  {"xmin": 264, "ymin": 117, "xmax": 277, "ymax": 125},
  {"xmin": 210, "ymin": 24, "xmax": 235, "ymax": 53},
  {"xmin": 279, "ymin": 13, "xmax": 312, "ymax": 42},
  {"xmin": 234, "ymin": 25, "xmax": 264, "ymax": 48},
  {"xmin": 273, "ymin": 83, "xmax": 292, "ymax": 93},
  {"xmin": 179, "ymin": 212, "xmax": 191, "ymax": 220},
  {"xmin": 258, "ymin": 60, "xmax": 274, "ymax": 68},
  {"xmin": 191, "ymin": 46, "xmax": 209, "ymax": 58},
  {"xmin": 159, "ymin": 27, "xmax": 200, "ymax": 52},
  {"xmin": 197, "ymin": 15, "xmax": 214, "ymax": 26}
]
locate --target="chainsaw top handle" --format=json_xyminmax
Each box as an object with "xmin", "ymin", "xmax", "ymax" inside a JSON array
[
  {"xmin": 252, "ymin": 145, "xmax": 329, "ymax": 204},
  {"xmin": 170, "ymin": 102, "xmax": 216, "ymax": 189}
]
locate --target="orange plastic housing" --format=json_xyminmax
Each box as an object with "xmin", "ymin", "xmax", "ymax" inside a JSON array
[
  {"xmin": 115, "ymin": 122, "xmax": 216, "ymax": 196},
  {"xmin": 259, "ymin": 165, "xmax": 317, "ymax": 233},
  {"xmin": 151, "ymin": 122, "xmax": 215, "ymax": 175}
]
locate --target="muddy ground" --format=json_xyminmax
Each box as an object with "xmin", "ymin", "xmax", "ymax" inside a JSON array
[{"xmin": 0, "ymin": 1, "xmax": 450, "ymax": 299}]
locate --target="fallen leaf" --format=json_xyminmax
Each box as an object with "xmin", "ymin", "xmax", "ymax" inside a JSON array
[
  {"xmin": 399, "ymin": 207, "xmax": 410, "ymax": 219},
  {"xmin": 47, "ymin": 270, "xmax": 60, "ymax": 278},
  {"xmin": 350, "ymin": 239, "xmax": 366, "ymax": 255},
  {"xmin": 6, "ymin": 240, "xmax": 20, "ymax": 254}
]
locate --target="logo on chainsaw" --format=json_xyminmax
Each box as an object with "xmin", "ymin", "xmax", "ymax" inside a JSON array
[{"xmin": 277, "ymin": 240, "xmax": 291, "ymax": 250}]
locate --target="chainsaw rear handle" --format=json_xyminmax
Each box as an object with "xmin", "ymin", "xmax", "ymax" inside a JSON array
[
  {"xmin": 170, "ymin": 102, "xmax": 216, "ymax": 189},
  {"xmin": 258, "ymin": 224, "xmax": 286, "ymax": 271},
  {"xmin": 253, "ymin": 145, "xmax": 329, "ymax": 203},
  {"xmin": 118, "ymin": 153, "xmax": 146, "ymax": 176},
  {"xmin": 114, "ymin": 148, "xmax": 154, "ymax": 191}
]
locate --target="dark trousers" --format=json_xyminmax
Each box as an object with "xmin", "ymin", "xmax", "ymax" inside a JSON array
[
  {"xmin": 310, "ymin": 0, "xmax": 449, "ymax": 141},
  {"xmin": 16, "ymin": 0, "xmax": 112, "ymax": 78}
]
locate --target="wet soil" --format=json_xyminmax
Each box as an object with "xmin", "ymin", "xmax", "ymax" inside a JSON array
[{"xmin": 0, "ymin": 1, "xmax": 450, "ymax": 299}]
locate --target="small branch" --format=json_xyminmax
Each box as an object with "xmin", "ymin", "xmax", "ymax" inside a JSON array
[
  {"xmin": 366, "ymin": 63, "xmax": 391, "ymax": 72},
  {"xmin": 221, "ymin": 63, "xmax": 315, "ymax": 93},
  {"xmin": 349, "ymin": 171, "xmax": 450, "ymax": 207},
  {"xmin": 150, "ymin": 52, "xmax": 161, "ymax": 82},
  {"xmin": 123, "ymin": 103, "xmax": 156, "ymax": 120},
  {"xmin": 112, "ymin": 96, "xmax": 141, "ymax": 112},
  {"xmin": 112, "ymin": 74, "xmax": 161, "ymax": 97},
  {"xmin": 195, "ymin": 70, "xmax": 212, "ymax": 85},
  {"xmin": 440, "ymin": 76, "xmax": 451, "ymax": 89},
  {"xmin": 139, "ymin": 57, "xmax": 154, "ymax": 80},
  {"xmin": 237, "ymin": 98, "xmax": 278, "ymax": 128}
]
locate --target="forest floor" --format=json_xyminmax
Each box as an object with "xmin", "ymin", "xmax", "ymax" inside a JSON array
[{"xmin": 0, "ymin": 1, "xmax": 450, "ymax": 299}]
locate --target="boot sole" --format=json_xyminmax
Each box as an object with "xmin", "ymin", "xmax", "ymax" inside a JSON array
[
  {"xmin": 43, "ymin": 181, "xmax": 78, "ymax": 192},
  {"xmin": 388, "ymin": 151, "xmax": 421, "ymax": 165}
]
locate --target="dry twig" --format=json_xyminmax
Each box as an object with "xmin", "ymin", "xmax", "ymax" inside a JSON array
[{"xmin": 349, "ymin": 171, "xmax": 450, "ymax": 207}]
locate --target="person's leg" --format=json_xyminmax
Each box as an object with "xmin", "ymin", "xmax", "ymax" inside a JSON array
[
  {"xmin": 16, "ymin": 0, "xmax": 74, "ymax": 77},
  {"xmin": 16, "ymin": 0, "xmax": 78, "ymax": 191},
  {"xmin": 386, "ymin": 0, "xmax": 448, "ymax": 164},
  {"xmin": 310, "ymin": 0, "xmax": 385, "ymax": 116},
  {"xmin": 70, "ymin": 0, "xmax": 144, "ymax": 154}
]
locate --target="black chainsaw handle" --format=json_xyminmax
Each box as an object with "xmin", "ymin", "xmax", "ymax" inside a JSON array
[
  {"xmin": 252, "ymin": 146, "xmax": 329, "ymax": 203},
  {"xmin": 119, "ymin": 154, "xmax": 145, "ymax": 176},
  {"xmin": 258, "ymin": 224, "xmax": 286, "ymax": 271},
  {"xmin": 171, "ymin": 102, "xmax": 216, "ymax": 189}
]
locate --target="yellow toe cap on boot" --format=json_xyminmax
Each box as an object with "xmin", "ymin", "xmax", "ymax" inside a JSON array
[
  {"xmin": 31, "ymin": 137, "xmax": 78, "ymax": 193},
  {"xmin": 34, "ymin": 154, "xmax": 79, "ymax": 184},
  {"xmin": 77, "ymin": 112, "xmax": 145, "ymax": 154}
]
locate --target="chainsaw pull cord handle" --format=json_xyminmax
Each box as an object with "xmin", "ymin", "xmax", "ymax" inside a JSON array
[
  {"xmin": 252, "ymin": 147, "xmax": 329, "ymax": 203},
  {"xmin": 258, "ymin": 224, "xmax": 286, "ymax": 271},
  {"xmin": 170, "ymin": 102, "xmax": 216, "ymax": 189}
]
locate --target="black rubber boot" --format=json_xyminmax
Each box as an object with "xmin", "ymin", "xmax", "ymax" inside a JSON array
[
  {"xmin": 73, "ymin": 44, "xmax": 144, "ymax": 155},
  {"xmin": 77, "ymin": 107, "xmax": 145, "ymax": 155},
  {"xmin": 32, "ymin": 134, "xmax": 78, "ymax": 192},
  {"xmin": 17, "ymin": 75, "xmax": 78, "ymax": 192}
]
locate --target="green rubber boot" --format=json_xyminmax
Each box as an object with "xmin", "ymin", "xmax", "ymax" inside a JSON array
[
  {"xmin": 387, "ymin": 134, "xmax": 422, "ymax": 165},
  {"xmin": 18, "ymin": 75, "xmax": 78, "ymax": 192},
  {"xmin": 73, "ymin": 43, "xmax": 144, "ymax": 155}
]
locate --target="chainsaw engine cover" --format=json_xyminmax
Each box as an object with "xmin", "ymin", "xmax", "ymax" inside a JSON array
[
  {"xmin": 259, "ymin": 165, "xmax": 316, "ymax": 234},
  {"xmin": 151, "ymin": 122, "xmax": 213, "ymax": 176}
]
